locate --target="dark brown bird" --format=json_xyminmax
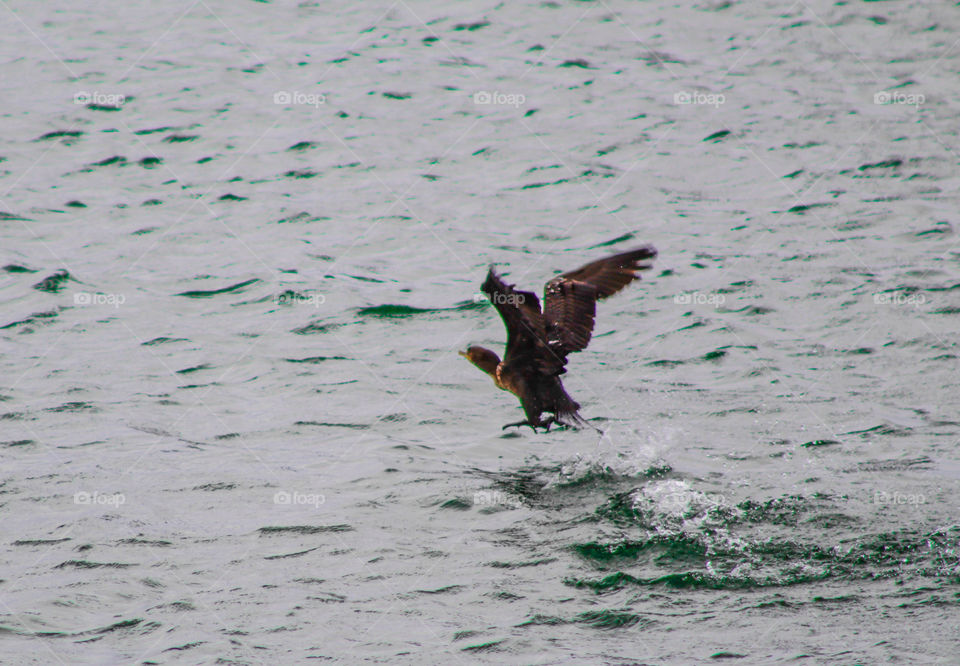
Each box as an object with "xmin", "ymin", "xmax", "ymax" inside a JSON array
[{"xmin": 460, "ymin": 246, "xmax": 657, "ymax": 432}]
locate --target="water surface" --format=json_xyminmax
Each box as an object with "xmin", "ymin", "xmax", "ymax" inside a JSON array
[{"xmin": 1, "ymin": 1, "xmax": 959, "ymax": 663}]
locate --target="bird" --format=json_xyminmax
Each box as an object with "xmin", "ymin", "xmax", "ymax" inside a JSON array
[{"xmin": 460, "ymin": 245, "xmax": 657, "ymax": 432}]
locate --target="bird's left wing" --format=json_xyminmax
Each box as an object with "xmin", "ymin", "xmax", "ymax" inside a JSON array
[{"xmin": 482, "ymin": 267, "xmax": 565, "ymax": 376}]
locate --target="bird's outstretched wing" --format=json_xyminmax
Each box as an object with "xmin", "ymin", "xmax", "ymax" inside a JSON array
[
  {"xmin": 543, "ymin": 245, "xmax": 657, "ymax": 356},
  {"xmin": 481, "ymin": 267, "xmax": 564, "ymax": 376}
]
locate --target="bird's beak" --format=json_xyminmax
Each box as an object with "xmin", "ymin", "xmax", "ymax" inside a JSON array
[{"xmin": 458, "ymin": 349, "xmax": 468, "ymax": 358}]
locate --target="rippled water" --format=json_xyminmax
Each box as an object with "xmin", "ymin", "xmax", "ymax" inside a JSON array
[{"xmin": 2, "ymin": 1, "xmax": 959, "ymax": 663}]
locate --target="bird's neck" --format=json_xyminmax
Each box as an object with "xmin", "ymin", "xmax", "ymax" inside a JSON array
[{"xmin": 477, "ymin": 356, "xmax": 512, "ymax": 394}]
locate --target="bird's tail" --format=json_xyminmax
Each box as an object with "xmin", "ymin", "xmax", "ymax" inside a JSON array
[
  {"xmin": 554, "ymin": 389, "xmax": 602, "ymax": 433},
  {"xmin": 558, "ymin": 409, "xmax": 602, "ymax": 433}
]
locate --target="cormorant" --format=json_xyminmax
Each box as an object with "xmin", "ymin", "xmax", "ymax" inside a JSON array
[{"xmin": 460, "ymin": 246, "xmax": 657, "ymax": 432}]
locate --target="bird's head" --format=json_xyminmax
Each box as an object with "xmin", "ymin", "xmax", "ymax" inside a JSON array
[{"xmin": 459, "ymin": 346, "xmax": 501, "ymax": 377}]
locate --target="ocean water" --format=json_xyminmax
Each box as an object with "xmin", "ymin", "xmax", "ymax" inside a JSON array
[{"xmin": 2, "ymin": 0, "xmax": 959, "ymax": 663}]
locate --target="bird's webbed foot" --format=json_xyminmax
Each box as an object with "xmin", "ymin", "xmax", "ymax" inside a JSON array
[
  {"xmin": 503, "ymin": 417, "xmax": 564, "ymax": 433},
  {"xmin": 543, "ymin": 416, "xmax": 568, "ymax": 431}
]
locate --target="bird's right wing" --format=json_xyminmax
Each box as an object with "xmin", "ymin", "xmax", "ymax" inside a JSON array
[{"xmin": 543, "ymin": 245, "xmax": 657, "ymax": 355}]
